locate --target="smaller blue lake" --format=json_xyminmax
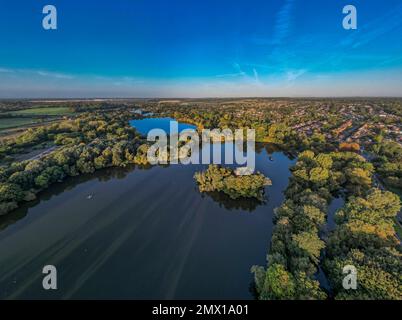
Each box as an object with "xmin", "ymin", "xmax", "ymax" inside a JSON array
[{"xmin": 129, "ymin": 117, "xmax": 197, "ymax": 136}]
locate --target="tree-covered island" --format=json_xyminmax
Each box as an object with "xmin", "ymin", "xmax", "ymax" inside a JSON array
[{"xmin": 194, "ymin": 164, "xmax": 272, "ymax": 200}]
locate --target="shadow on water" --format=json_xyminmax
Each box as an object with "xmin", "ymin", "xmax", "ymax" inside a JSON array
[
  {"xmin": 0, "ymin": 165, "xmax": 145, "ymax": 232},
  {"xmin": 200, "ymin": 191, "xmax": 267, "ymax": 212}
]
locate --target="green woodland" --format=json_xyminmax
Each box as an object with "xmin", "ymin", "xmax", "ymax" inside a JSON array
[
  {"xmin": 370, "ymin": 138, "xmax": 402, "ymax": 190},
  {"xmin": 194, "ymin": 164, "xmax": 271, "ymax": 200},
  {"xmin": 0, "ymin": 111, "xmax": 147, "ymax": 215},
  {"xmin": 252, "ymin": 150, "xmax": 401, "ymax": 300}
]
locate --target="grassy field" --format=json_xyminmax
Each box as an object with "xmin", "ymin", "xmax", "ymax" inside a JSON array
[
  {"xmin": 0, "ymin": 118, "xmax": 41, "ymax": 130},
  {"xmin": 11, "ymin": 106, "xmax": 72, "ymax": 116}
]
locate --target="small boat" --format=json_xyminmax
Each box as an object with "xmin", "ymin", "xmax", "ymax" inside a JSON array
[
  {"xmin": 87, "ymin": 194, "xmax": 93, "ymax": 200},
  {"xmin": 269, "ymin": 156, "xmax": 274, "ymax": 161}
]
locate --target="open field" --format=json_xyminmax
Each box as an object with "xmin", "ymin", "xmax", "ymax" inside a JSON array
[
  {"xmin": 0, "ymin": 119, "xmax": 63, "ymax": 140},
  {"xmin": 0, "ymin": 117, "xmax": 42, "ymax": 130},
  {"xmin": 0, "ymin": 106, "xmax": 72, "ymax": 132},
  {"xmin": 10, "ymin": 106, "xmax": 72, "ymax": 116}
]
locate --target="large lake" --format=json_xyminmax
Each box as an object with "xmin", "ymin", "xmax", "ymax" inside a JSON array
[{"xmin": 0, "ymin": 119, "xmax": 296, "ymax": 299}]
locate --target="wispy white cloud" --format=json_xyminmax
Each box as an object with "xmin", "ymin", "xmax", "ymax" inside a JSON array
[
  {"xmin": 0, "ymin": 66, "xmax": 74, "ymax": 79},
  {"xmin": 305, "ymin": 4, "xmax": 402, "ymax": 74},
  {"xmin": 232, "ymin": 62, "xmax": 245, "ymax": 74},
  {"xmin": 247, "ymin": 2, "xmax": 402, "ymax": 86},
  {"xmin": 0, "ymin": 67, "xmax": 15, "ymax": 73},
  {"xmin": 252, "ymin": 68, "xmax": 260, "ymax": 82},
  {"xmin": 271, "ymin": 0, "xmax": 295, "ymax": 45},
  {"xmin": 36, "ymin": 70, "xmax": 74, "ymax": 79},
  {"xmin": 224, "ymin": 62, "xmax": 262, "ymax": 85},
  {"xmin": 286, "ymin": 69, "xmax": 307, "ymax": 82},
  {"xmin": 250, "ymin": 0, "xmax": 296, "ymax": 46},
  {"xmin": 341, "ymin": 3, "xmax": 402, "ymax": 49},
  {"xmin": 0, "ymin": 67, "xmax": 152, "ymax": 86}
]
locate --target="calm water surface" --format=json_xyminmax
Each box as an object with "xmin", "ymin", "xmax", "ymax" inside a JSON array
[
  {"xmin": 0, "ymin": 119, "xmax": 295, "ymax": 299},
  {"xmin": 129, "ymin": 117, "xmax": 197, "ymax": 136}
]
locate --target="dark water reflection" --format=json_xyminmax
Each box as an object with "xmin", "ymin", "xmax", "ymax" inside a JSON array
[
  {"xmin": 0, "ymin": 144, "xmax": 295, "ymax": 300},
  {"xmin": 200, "ymin": 191, "xmax": 266, "ymax": 212}
]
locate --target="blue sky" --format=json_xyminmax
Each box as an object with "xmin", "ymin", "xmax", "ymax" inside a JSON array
[{"xmin": 0, "ymin": 0, "xmax": 402, "ymax": 98}]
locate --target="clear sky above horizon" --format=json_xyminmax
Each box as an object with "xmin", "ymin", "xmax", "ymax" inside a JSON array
[{"xmin": 0, "ymin": 0, "xmax": 402, "ymax": 98}]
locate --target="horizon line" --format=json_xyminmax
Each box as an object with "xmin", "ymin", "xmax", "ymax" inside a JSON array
[{"xmin": 1, "ymin": 96, "xmax": 402, "ymax": 101}]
